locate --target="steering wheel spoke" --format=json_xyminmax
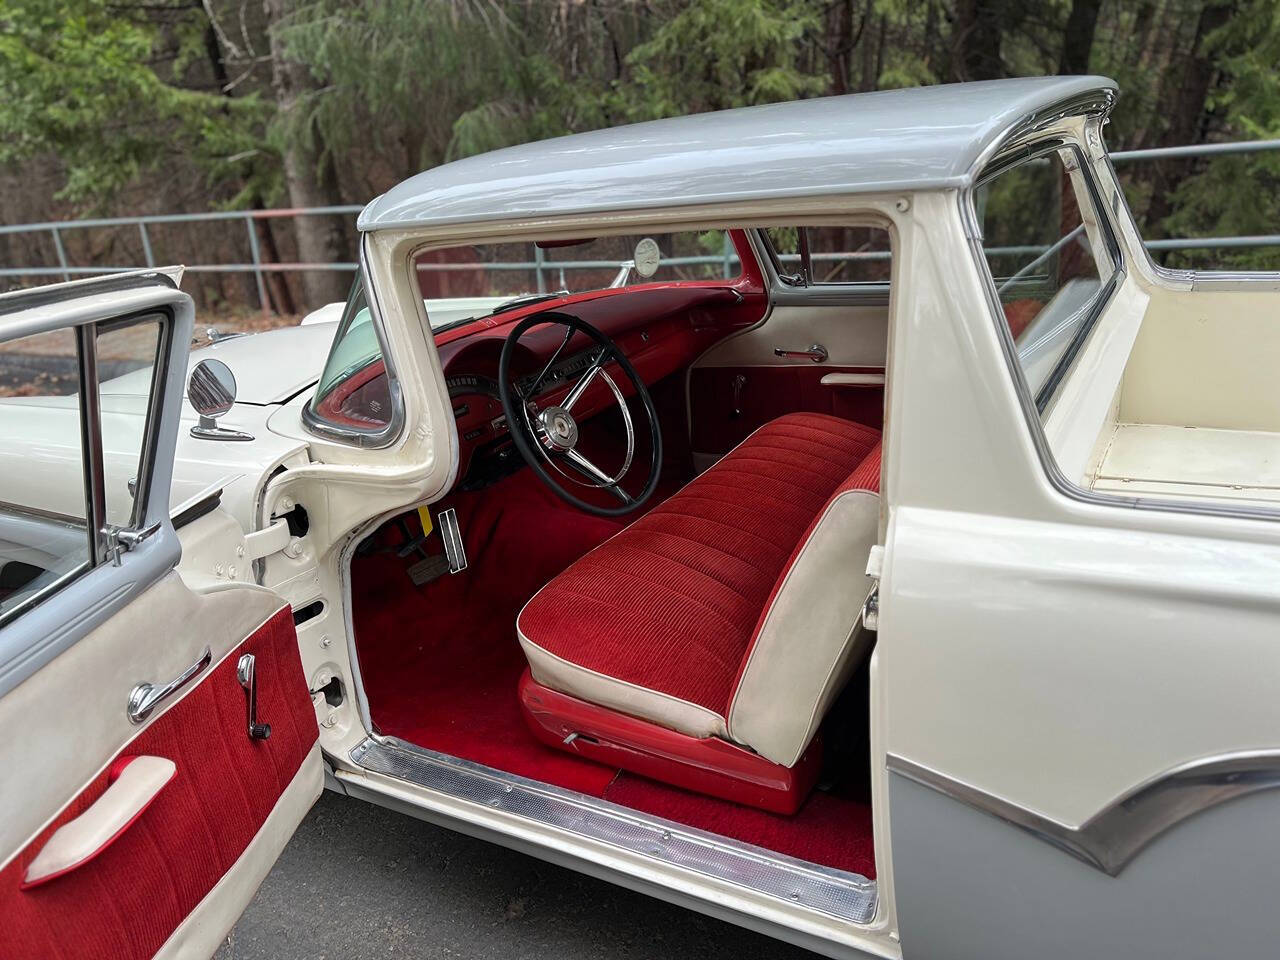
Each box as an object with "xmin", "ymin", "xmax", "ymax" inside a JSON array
[{"xmin": 498, "ymin": 311, "xmax": 662, "ymax": 518}]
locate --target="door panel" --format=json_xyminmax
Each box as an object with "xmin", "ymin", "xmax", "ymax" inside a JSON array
[
  {"xmin": 689, "ymin": 301, "xmax": 888, "ymax": 459},
  {"xmin": 689, "ymin": 364, "xmax": 884, "ymax": 455},
  {"xmin": 0, "ymin": 275, "xmax": 321, "ymax": 958},
  {"xmin": 0, "ymin": 583, "xmax": 319, "ymax": 959}
]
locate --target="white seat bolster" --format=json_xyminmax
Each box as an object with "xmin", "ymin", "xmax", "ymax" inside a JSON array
[
  {"xmin": 727, "ymin": 489, "xmax": 880, "ymax": 767},
  {"xmin": 517, "ymin": 614, "xmax": 728, "ymax": 740}
]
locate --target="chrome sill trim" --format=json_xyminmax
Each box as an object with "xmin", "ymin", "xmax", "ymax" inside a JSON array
[
  {"xmin": 888, "ymin": 750, "xmax": 1280, "ymax": 876},
  {"xmin": 351, "ymin": 736, "xmax": 877, "ymax": 924}
]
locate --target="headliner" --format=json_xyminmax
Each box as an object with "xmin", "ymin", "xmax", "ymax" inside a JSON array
[{"xmin": 359, "ymin": 76, "xmax": 1116, "ymax": 234}]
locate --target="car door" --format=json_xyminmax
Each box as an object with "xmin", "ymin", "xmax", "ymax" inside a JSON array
[
  {"xmin": 687, "ymin": 226, "xmax": 890, "ymax": 467},
  {"xmin": 0, "ymin": 272, "xmax": 321, "ymax": 960}
]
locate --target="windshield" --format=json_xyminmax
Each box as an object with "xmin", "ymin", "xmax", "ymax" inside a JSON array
[{"xmin": 413, "ymin": 230, "xmax": 740, "ymax": 336}]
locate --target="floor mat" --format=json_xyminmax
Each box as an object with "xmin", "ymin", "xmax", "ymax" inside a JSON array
[{"xmin": 353, "ymin": 467, "xmax": 876, "ymax": 879}]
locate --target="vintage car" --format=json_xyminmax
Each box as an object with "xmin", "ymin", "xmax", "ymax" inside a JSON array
[{"xmin": 3, "ymin": 74, "xmax": 1278, "ymax": 960}]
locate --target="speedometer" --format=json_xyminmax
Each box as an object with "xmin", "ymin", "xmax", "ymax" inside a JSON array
[{"xmin": 445, "ymin": 374, "xmax": 501, "ymax": 398}]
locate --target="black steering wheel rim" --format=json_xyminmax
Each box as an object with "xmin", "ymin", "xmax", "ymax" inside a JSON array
[{"xmin": 498, "ymin": 311, "xmax": 663, "ymax": 517}]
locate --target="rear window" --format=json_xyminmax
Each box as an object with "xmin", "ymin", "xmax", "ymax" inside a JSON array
[{"xmin": 975, "ymin": 145, "xmax": 1117, "ymax": 408}]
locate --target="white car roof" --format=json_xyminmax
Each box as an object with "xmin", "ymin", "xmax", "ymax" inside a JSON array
[{"xmin": 359, "ymin": 76, "xmax": 1116, "ymax": 233}]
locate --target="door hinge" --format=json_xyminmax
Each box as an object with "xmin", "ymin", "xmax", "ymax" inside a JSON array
[
  {"xmin": 862, "ymin": 544, "xmax": 884, "ymax": 631},
  {"xmin": 103, "ymin": 521, "xmax": 163, "ymax": 567}
]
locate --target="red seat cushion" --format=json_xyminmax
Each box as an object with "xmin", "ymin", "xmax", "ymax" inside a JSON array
[{"xmin": 517, "ymin": 412, "xmax": 882, "ymax": 719}]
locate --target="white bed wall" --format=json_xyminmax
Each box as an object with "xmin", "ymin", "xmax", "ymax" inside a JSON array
[{"xmin": 1119, "ymin": 287, "xmax": 1280, "ymax": 432}]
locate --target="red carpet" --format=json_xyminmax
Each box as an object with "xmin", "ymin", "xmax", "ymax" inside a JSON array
[{"xmin": 352, "ymin": 467, "xmax": 876, "ymax": 878}]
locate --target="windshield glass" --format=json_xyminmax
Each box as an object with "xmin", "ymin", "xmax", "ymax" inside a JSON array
[{"xmin": 413, "ymin": 230, "xmax": 740, "ymax": 336}]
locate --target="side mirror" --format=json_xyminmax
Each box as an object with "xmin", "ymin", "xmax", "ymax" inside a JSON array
[{"xmin": 188, "ymin": 358, "xmax": 252, "ymax": 442}]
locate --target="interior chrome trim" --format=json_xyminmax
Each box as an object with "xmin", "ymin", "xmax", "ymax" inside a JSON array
[
  {"xmin": 888, "ymin": 750, "xmax": 1280, "ymax": 876},
  {"xmin": 350, "ymin": 736, "xmax": 878, "ymax": 924}
]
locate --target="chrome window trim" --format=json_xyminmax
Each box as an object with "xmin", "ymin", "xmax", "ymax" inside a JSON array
[
  {"xmin": 888, "ymin": 750, "xmax": 1280, "ymax": 876},
  {"xmin": 0, "ymin": 305, "xmax": 176, "ymax": 628},
  {"xmin": 301, "ymin": 234, "xmax": 406, "ymax": 450},
  {"xmin": 971, "ymin": 139, "xmax": 1123, "ymax": 415}
]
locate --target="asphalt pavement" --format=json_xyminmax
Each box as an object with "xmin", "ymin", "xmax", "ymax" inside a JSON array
[{"xmin": 214, "ymin": 789, "xmax": 821, "ymax": 959}]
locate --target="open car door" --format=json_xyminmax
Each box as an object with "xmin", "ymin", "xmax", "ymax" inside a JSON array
[{"xmin": 0, "ymin": 273, "xmax": 321, "ymax": 959}]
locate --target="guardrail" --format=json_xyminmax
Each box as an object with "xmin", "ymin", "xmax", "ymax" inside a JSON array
[{"xmin": 3, "ymin": 138, "xmax": 1279, "ymax": 308}]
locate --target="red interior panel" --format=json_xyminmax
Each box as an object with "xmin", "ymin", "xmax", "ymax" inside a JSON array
[
  {"xmin": 1, "ymin": 607, "xmax": 317, "ymax": 960},
  {"xmin": 689, "ymin": 365, "xmax": 884, "ymax": 456}
]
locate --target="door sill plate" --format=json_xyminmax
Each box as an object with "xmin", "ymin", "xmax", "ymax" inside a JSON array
[{"xmin": 349, "ymin": 736, "xmax": 877, "ymax": 925}]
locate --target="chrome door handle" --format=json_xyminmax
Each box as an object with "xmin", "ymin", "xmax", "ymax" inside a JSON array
[
  {"xmin": 773, "ymin": 343, "xmax": 828, "ymax": 363},
  {"xmin": 127, "ymin": 646, "xmax": 212, "ymax": 724}
]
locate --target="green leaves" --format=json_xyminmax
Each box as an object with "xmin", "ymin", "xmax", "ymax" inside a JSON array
[{"xmin": 0, "ymin": 0, "xmax": 269, "ymax": 204}]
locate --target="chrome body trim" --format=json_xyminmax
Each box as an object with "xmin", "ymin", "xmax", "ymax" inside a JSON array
[
  {"xmin": 349, "ymin": 735, "xmax": 878, "ymax": 924},
  {"xmin": 888, "ymin": 750, "xmax": 1280, "ymax": 876}
]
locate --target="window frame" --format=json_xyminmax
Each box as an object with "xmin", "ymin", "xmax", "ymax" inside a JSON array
[
  {"xmin": 0, "ymin": 306, "xmax": 174, "ymax": 628},
  {"xmin": 301, "ymin": 253, "xmax": 407, "ymax": 450},
  {"xmin": 756, "ymin": 225, "xmax": 894, "ymax": 295},
  {"xmin": 972, "ymin": 139, "xmax": 1124, "ymax": 417}
]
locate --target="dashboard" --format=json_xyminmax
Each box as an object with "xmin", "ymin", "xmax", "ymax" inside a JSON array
[{"xmin": 311, "ymin": 282, "xmax": 766, "ymax": 487}]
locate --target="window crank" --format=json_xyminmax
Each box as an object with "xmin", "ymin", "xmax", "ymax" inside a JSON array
[
  {"xmin": 731, "ymin": 373, "xmax": 747, "ymax": 419},
  {"xmin": 236, "ymin": 654, "xmax": 272, "ymax": 740}
]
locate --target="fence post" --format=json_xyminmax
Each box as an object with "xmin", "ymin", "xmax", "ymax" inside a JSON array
[
  {"xmin": 722, "ymin": 233, "xmax": 733, "ymax": 278},
  {"xmin": 244, "ymin": 214, "xmax": 270, "ymax": 316},
  {"xmin": 534, "ymin": 244, "xmax": 546, "ymax": 294},
  {"xmin": 50, "ymin": 227, "xmax": 70, "ymax": 282},
  {"xmin": 137, "ymin": 222, "xmax": 155, "ymax": 267}
]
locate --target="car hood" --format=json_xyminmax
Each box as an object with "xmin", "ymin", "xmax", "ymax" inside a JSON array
[
  {"xmin": 101, "ymin": 321, "xmax": 340, "ymax": 407},
  {"xmin": 186, "ymin": 321, "xmax": 340, "ymax": 404}
]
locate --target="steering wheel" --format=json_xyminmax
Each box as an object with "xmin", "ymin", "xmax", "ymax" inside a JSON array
[{"xmin": 498, "ymin": 312, "xmax": 662, "ymax": 517}]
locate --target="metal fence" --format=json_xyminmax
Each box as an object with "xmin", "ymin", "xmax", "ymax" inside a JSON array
[{"xmin": 3, "ymin": 138, "xmax": 1279, "ymax": 307}]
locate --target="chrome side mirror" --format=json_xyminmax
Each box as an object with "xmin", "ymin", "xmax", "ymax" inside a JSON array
[{"xmin": 189, "ymin": 358, "xmax": 252, "ymax": 442}]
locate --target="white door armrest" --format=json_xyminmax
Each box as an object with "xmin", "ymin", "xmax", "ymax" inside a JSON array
[
  {"xmin": 23, "ymin": 755, "xmax": 176, "ymax": 889},
  {"xmin": 820, "ymin": 372, "xmax": 886, "ymax": 387}
]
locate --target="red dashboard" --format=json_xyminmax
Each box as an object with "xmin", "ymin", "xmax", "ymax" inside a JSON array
[
  {"xmin": 312, "ymin": 230, "xmax": 767, "ymax": 487},
  {"xmin": 440, "ymin": 281, "xmax": 764, "ymax": 484}
]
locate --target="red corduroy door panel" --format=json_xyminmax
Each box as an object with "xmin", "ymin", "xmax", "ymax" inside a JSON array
[
  {"xmin": 689, "ymin": 365, "xmax": 884, "ymax": 456},
  {"xmin": 0, "ymin": 606, "xmax": 317, "ymax": 960}
]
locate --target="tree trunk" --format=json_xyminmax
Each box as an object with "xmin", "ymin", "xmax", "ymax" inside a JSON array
[
  {"xmin": 952, "ymin": 0, "xmax": 1004, "ymax": 81},
  {"xmin": 264, "ymin": 0, "xmax": 351, "ymax": 309},
  {"xmin": 1057, "ymin": 0, "xmax": 1102, "ymax": 74},
  {"xmin": 1143, "ymin": 0, "xmax": 1235, "ymax": 231}
]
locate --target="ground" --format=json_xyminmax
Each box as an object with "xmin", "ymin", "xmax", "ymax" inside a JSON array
[{"xmin": 214, "ymin": 790, "xmax": 823, "ymax": 960}]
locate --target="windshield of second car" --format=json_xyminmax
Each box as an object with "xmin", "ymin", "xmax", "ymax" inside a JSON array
[{"xmin": 412, "ymin": 230, "xmax": 740, "ymax": 336}]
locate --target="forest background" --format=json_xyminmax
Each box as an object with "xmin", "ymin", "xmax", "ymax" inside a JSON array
[{"xmin": 1, "ymin": 0, "xmax": 1276, "ymax": 316}]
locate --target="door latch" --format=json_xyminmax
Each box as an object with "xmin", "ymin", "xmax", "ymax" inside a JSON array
[
  {"xmin": 236, "ymin": 654, "xmax": 272, "ymax": 740},
  {"xmin": 102, "ymin": 520, "xmax": 163, "ymax": 567}
]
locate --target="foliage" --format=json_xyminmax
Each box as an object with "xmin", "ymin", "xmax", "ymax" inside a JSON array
[
  {"xmin": 0, "ymin": 0, "xmax": 272, "ymax": 204},
  {"xmin": 5, "ymin": 0, "xmax": 1280, "ymax": 278}
]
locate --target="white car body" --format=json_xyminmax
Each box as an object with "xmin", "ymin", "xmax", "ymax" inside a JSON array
[{"xmin": 4, "ymin": 76, "xmax": 1280, "ymax": 960}]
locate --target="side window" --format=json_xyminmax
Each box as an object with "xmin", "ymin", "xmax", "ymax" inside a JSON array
[
  {"xmin": 307, "ymin": 279, "xmax": 394, "ymax": 435},
  {"xmin": 975, "ymin": 146, "xmax": 1118, "ymax": 407},
  {"xmin": 0, "ymin": 313, "xmax": 165, "ymax": 624},
  {"xmin": 762, "ymin": 226, "xmax": 891, "ymax": 287}
]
